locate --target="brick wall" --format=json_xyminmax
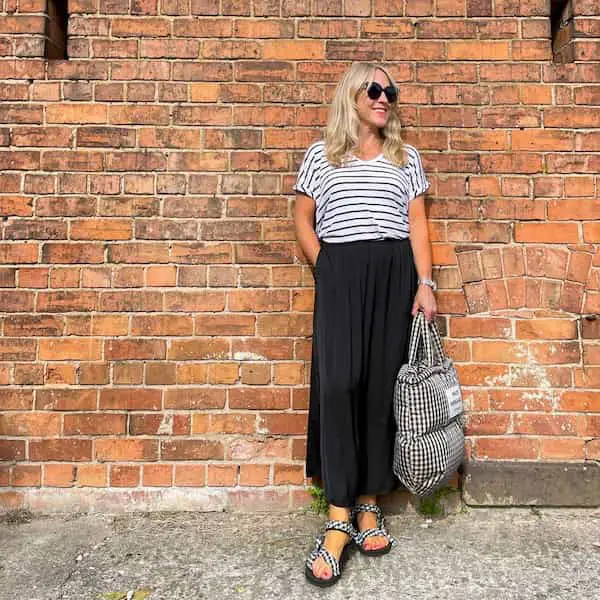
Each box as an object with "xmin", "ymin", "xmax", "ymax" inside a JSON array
[{"xmin": 0, "ymin": 0, "xmax": 599, "ymax": 512}]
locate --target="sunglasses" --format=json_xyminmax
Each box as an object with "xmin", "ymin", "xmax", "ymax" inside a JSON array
[{"xmin": 362, "ymin": 81, "xmax": 398, "ymax": 104}]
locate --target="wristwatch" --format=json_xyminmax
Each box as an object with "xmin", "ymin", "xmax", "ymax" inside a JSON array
[{"xmin": 418, "ymin": 278, "xmax": 437, "ymax": 292}]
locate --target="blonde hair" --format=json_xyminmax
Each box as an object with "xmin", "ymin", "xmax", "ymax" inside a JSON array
[{"xmin": 324, "ymin": 62, "xmax": 408, "ymax": 168}]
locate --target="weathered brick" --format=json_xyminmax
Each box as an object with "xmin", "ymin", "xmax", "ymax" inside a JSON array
[
  {"xmin": 2, "ymin": 2, "xmax": 599, "ymax": 513},
  {"xmin": 161, "ymin": 440, "xmax": 224, "ymax": 460},
  {"xmin": 110, "ymin": 465, "xmax": 140, "ymax": 487},
  {"xmin": 95, "ymin": 439, "xmax": 159, "ymax": 461},
  {"xmin": 29, "ymin": 440, "xmax": 92, "ymax": 462}
]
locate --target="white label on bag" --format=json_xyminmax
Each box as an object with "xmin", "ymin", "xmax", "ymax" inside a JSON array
[{"xmin": 445, "ymin": 385, "xmax": 463, "ymax": 419}]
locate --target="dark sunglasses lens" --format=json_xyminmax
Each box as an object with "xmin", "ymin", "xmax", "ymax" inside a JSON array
[
  {"xmin": 367, "ymin": 83, "xmax": 383, "ymax": 100},
  {"xmin": 367, "ymin": 82, "xmax": 397, "ymax": 103}
]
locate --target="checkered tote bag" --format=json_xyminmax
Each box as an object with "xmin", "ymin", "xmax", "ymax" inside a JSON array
[{"xmin": 393, "ymin": 311, "xmax": 466, "ymax": 496}]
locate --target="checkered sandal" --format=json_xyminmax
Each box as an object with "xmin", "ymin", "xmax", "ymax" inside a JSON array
[
  {"xmin": 351, "ymin": 503, "xmax": 397, "ymax": 556},
  {"xmin": 304, "ymin": 519, "xmax": 356, "ymax": 587}
]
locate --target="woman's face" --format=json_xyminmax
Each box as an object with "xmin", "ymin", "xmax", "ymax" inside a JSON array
[{"xmin": 354, "ymin": 69, "xmax": 393, "ymax": 130}]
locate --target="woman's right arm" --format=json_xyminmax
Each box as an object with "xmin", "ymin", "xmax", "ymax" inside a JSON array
[{"xmin": 294, "ymin": 192, "xmax": 321, "ymax": 267}]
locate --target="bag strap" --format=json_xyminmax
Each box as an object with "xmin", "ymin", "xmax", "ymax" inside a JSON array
[
  {"xmin": 428, "ymin": 318, "xmax": 446, "ymax": 365},
  {"xmin": 407, "ymin": 311, "xmax": 426, "ymax": 366},
  {"xmin": 407, "ymin": 311, "xmax": 419, "ymax": 366},
  {"xmin": 407, "ymin": 311, "xmax": 446, "ymax": 367}
]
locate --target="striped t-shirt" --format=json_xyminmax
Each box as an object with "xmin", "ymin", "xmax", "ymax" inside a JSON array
[{"xmin": 294, "ymin": 141, "xmax": 430, "ymax": 243}]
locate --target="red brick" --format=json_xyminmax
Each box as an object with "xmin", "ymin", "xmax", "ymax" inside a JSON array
[
  {"xmin": 76, "ymin": 464, "xmax": 107, "ymax": 487},
  {"xmin": 258, "ymin": 413, "xmax": 307, "ymax": 435},
  {"xmin": 174, "ymin": 464, "xmax": 206, "ymax": 486},
  {"xmin": 514, "ymin": 414, "xmax": 581, "ymax": 436},
  {"xmin": 143, "ymin": 464, "xmax": 173, "ymax": 487},
  {"xmin": 0, "ymin": 440, "xmax": 25, "ymax": 461},
  {"xmin": 110, "ymin": 465, "xmax": 140, "ymax": 487},
  {"xmin": 99, "ymin": 389, "xmax": 161, "ymax": 410},
  {"xmin": 207, "ymin": 362, "xmax": 239, "ymax": 384},
  {"xmin": 449, "ymin": 317, "xmax": 512, "ymax": 338},
  {"xmin": 29, "ymin": 439, "xmax": 92, "ymax": 462},
  {"xmin": 473, "ymin": 339, "xmax": 527, "ymax": 364},
  {"xmin": 39, "ymin": 338, "xmax": 102, "ymax": 361},
  {"xmin": 488, "ymin": 390, "xmax": 552, "ymax": 412},
  {"xmin": 0, "ymin": 389, "xmax": 34, "ymax": 410},
  {"xmin": 36, "ymin": 389, "xmax": 97, "ymax": 411},
  {"xmin": 0, "ymin": 339, "xmax": 36, "ymax": 361},
  {"xmin": 95, "ymin": 439, "xmax": 158, "ymax": 462},
  {"xmin": 207, "ymin": 464, "xmax": 237, "ymax": 486},
  {"xmin": 64, "ymin": 413, "xmax": 126, "ymax": 436},
  {"xmin": 273, "ymin": 463, "xmax": 304, "ymax": 485},
  {"xmin": 455, "ymin": 364, "xmax": 509, "ymax": 386},
  {"xmin": 192, "ymin": 413, "xmax": 255, "ymax": 435},
  {"xmin": 12, "ymin": 465, "xmax": 41, "ymax": 487},
  {"xmin": 473, "ymin": 437, "xmax": 539, "ymax": 460},
  {"xmin": 239, "ymin": 464, "xmax": 270, "ymax": 486},
  {"xmin": 229, "ymin": 388, "xmax": 289, "ymax": 410},
  {"xmin": 540, "ymin": 438, "xmax": 585, "ymax": 460},
  {"xmin": 129, "ymin": 413, "xmax": 190, "ymax": 436},
  {"xmin": 164, "ymin": 388, "xmax": 225, "ymax": 409},
  {"xmin": 465, "ymin": 413, "xmax": 510, "ymax": 435},
  {"xmin": 161, "ymin": 440, "xmax": 224, "ymax": 460},
  {"xmin": 44, "ymin": 464, "xmax": 76, "ymax": 487},
  {"xmin": 0, "ymin": 413, "xmax": 61, "ymax": 436},
  {"xmin": 516, "ymin": 319, "xmax": 577, "ymax": 340}
]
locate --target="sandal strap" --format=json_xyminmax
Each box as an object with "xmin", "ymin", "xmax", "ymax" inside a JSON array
[
  {"xmin": 352, "ymin": 504, "xmax": 397, "ymax": 547},
  {"xmin": 354, "ymin": 526, "xmax": 398, "ymax": 548},
  {"xmin": 324, "ymin": 519, "xmax": 357, "ymax": 538},
  {"xmin": 352, "ymin": 503, "xmax": 384, "ymax": 529},
  {"xmin": 306, "ymin": 542, "xmax": 341, "ymax": 577},
  {"xmin": 306, "ymin": 521, "xmax": 354, "ymax": 577}
]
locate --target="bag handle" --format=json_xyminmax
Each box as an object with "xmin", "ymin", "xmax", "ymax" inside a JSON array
[
  {"xmin": 407, "ymin": 311, "xmax": 446, "ymax": 368},
  {"xmin": 407, "ymin": 311, "xmax": 425, "ymax": 366}
]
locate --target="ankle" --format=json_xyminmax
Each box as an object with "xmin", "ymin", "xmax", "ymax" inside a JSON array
[
  {"xmin": 356, "ymin": 495, "xmax": 377, "ymax": 506},
  {"xmin": 328, "ymin": 503, "xmax": 351, "ymax": 522}
]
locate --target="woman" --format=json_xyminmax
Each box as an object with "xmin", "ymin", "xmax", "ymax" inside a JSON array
[{"xmin": 293, "ymin": 62, "xmax": 437, "ymax": 587}]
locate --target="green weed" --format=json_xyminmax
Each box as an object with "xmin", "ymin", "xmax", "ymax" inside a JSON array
[
  {"xmin": 416, "ymin": 485, "xmax": 458, "ymax": 517},
  {"xmin": 307, "ymin": 484, "xmax": 329, "ymax": 516}
]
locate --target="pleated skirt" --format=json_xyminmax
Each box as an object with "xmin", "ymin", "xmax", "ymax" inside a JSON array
[{"xmin": 307, "ymin": 237, "xmax": 418, "ymax": 507}]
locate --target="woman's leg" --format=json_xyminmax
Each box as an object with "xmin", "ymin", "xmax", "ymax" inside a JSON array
[
  {"xmin": 310, "ymin": 504, "xmax": 352, "ymax": 580},
  {"xmin": 355, "ymin": 494, "xmax": 389, "ymax": 551}
]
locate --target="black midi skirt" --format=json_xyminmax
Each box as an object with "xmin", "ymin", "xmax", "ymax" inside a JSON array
[{"xmin": 307, "ymin": 237, "xmax": 418, "ymax": 508}]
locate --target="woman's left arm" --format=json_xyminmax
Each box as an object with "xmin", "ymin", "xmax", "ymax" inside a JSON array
[{"xmin": 408, "ymin": 195, "xmax": 437, "ymax": 321}]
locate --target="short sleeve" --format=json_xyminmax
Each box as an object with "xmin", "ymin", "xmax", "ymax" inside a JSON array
[
  {"xmin": 407, "ymin": 146, "xmax": 430, "ymax": 202},
  {"xmin": 293, "ymin": 142, "xmax": 322, "ymax": 200}
]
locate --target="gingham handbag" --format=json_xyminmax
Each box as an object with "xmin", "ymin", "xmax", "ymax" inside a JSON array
[{"xmin": 393, "ymin": 311, "xmax": 466, "ymax": 496}]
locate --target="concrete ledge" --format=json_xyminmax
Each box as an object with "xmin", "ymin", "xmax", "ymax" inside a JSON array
[
  {"xmin": 0, "ymin": 487, "xmax": 308, "ymax": 514},
  {"xmin": 3, "ymin": 461, "xmax": 600, "ymax": 514},
  {"xmin": 463, "ymin": 461, "xmax": 600, "ymax": 507}
]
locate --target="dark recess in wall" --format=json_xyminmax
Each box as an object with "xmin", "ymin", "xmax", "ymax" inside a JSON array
[{"xmin": 45, "ymin": 0, "xmax": 68, "ymax": 60}]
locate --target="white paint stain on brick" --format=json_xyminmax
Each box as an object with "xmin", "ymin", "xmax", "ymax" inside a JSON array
[
  {"xmin": 484, "ymin": 371, "xmax": 512, "ymax": 387},
  {"xmin": 233, "ymin": 352, "xmax": 267, "ymax": 361},
  {"xmin": 256, "ymin": 416, "xmax": 268, "ymax": 435},
  {"xmin": 157, "ymin": 413, "xmax": 173, "ymax": 435},
  {"xmin": 522, "ymin": 390, "xmax": 560, "ymax": 411}
]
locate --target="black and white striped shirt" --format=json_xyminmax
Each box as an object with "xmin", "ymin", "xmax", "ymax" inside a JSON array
[{"xmin": 294, "ymin": 141, "xmax": 430, "ymax": 243}]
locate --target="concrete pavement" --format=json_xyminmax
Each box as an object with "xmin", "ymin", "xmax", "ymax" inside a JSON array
[{"xmin": 1, "ymin": 506, "xmax": 599, "ymax": 600}]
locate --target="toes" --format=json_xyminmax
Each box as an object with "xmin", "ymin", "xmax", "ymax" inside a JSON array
[
  {"xmin": 313, "ymin": 559, "xmax": 332, "ymax": 580},
  {"xmin": 364, "ymin": 536, "xmax": 387, "ymax": 550}
]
